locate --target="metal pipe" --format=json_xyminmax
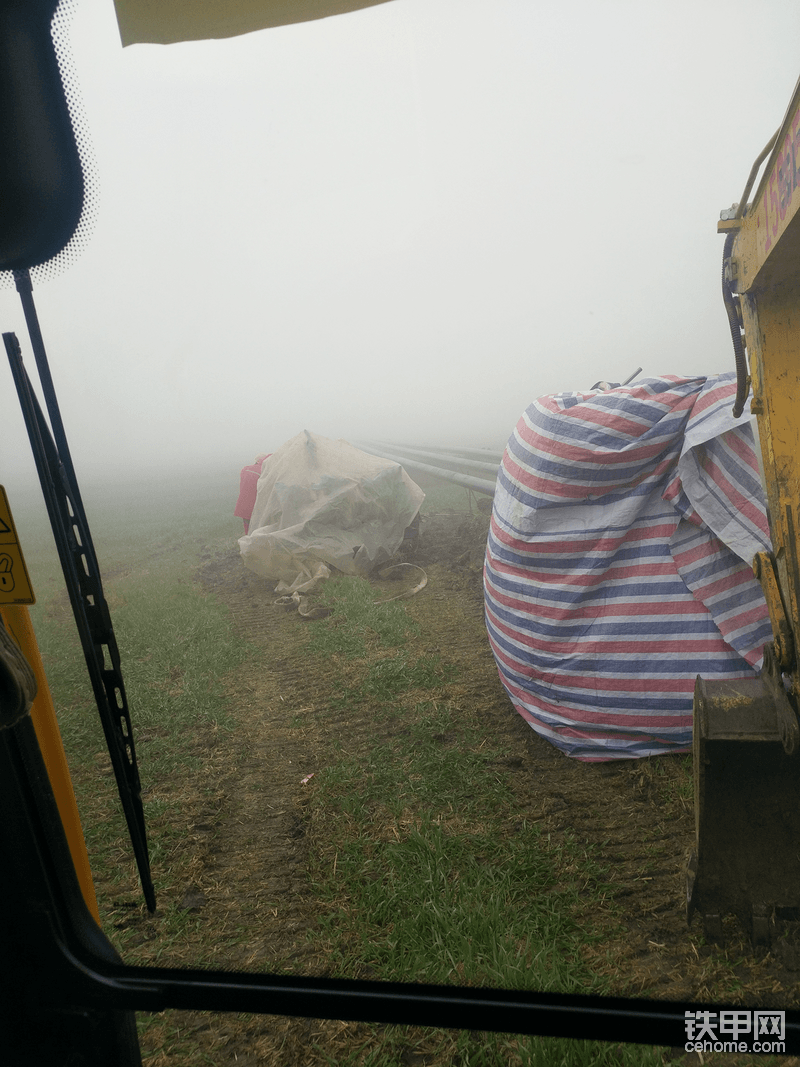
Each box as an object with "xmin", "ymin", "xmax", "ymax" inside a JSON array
[
  {"xmin": 735, "ymin": 128, "xmax": 781, "ymax": 220},
  {"xmin": 621, "ymin": 366, "xmax": 642, "ymax": 386},
  {"xmin": 405, "ymin": 443, "xmax": 504, "ymax": 463},
  {"xmin": 357, "ymin": 443, "xmax": 496, "ymax": 497},
  {"xmin": 359, "ymin": 441, "xmax": 500, "ymax": 476}
]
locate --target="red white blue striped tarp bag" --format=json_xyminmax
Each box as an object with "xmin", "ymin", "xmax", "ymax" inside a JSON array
[{"xmin": 483, "ymin": 374, "xmax": 772, "ymax": 761}]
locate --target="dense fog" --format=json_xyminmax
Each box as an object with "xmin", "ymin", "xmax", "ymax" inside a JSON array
[{"xmin": 2, "ymin": 0, "xmax": 799, "ymax": 494}]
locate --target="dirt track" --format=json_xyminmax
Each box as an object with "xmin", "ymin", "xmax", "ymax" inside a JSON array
[
  {"xmin": 195, "ymin": 504, "xmax": 800, "ymax": 1000},
  {"xmin": 131, "ymin": 494, "xmax": 800, "ymax": 1063}
]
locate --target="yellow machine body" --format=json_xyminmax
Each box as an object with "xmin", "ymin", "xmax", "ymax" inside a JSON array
[
  {"xmin": 0, "ymin": 604, "xmax": 100, "ymax": 925},
  {"xmin": 688, "ymin": 76, "xmax": 800, "ymax": 943}
]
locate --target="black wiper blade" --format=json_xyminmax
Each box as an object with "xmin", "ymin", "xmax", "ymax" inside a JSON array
[{"xmin": 4, "ymin": 330, "xmax": 155, "ymax": 913}]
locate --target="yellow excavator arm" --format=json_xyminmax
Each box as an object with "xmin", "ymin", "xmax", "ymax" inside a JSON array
[
  {"xmin": 722, "ymin": 74, "xmax": 800, "ymax": 684},
  {"xmin": 688, "ymin": 74, "xmax": 800, "ymax": 946}
]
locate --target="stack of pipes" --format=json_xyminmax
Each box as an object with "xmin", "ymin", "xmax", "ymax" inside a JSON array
[{"xmin": 356, "ymin": 441, "xmax": 501, "ymax": 497}]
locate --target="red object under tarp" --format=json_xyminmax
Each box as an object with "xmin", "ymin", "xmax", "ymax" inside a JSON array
[{"xmin": 235, "ymin": 457, "xmax": 271, "ymax": 533}]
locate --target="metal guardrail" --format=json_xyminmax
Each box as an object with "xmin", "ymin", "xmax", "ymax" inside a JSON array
[{"xmin": 356, "ymin": 440, "xmax": 499, "ymax": 497}]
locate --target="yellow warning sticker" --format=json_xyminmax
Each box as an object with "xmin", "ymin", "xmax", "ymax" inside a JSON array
[{"xmin": 0, "ymin": 486, "xmax": 35, "ymax": 604}]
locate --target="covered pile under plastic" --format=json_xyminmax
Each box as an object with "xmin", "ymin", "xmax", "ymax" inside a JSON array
[
  {"xmin": 239, "ymin": 431, "xmax": 424, "ymax": 594},
  {"xmin": 484, "ymin": 373, "xmax": 773, "ymax": 761}
]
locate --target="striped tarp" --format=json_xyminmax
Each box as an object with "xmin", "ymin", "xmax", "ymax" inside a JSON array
[{"xmin": 483, "ymin": 374, "xmax": 773, "ymax": 761}]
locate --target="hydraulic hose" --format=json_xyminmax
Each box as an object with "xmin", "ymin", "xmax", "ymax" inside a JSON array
[{"xmin": 723, "ymin": 231, "xmax": 749, "ymax": 418}]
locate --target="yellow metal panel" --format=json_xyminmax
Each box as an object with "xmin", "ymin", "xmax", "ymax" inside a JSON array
[
  {"xmin": 741, "ymin": 284, "xmax": 800, "ymax": 691},
  {"xmin": 730, "ymin": 77, "xmax": 800, "ymax": 293},
  {"xmin": 0, "ymin": 486, "xmax": 35, "ymax": 605},
  {"xmin": 753, "ymin": 100, "xmax": 800, "ymax": 269},
  {"xmin": 723, "ymin": 80, "xmax": 800, "ymax": 688},
  {"xmin": 0, "ymin": 605, "xmax": 101, "ymax": 924}
]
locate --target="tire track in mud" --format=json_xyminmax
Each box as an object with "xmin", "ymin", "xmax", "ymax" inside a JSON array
[
  {"xmin": 200, "ymin": 547, "xmax": 699, "ymax": 997},
  {"xmin": 194, "ymin": 522, "xmax": 800, "ymax": 1033},
  {"xmin": 127, "ymin": 510, "xmax": 800, "ymax": 1065},
  {"xmin": 190, "ymin": 563, "xmax": 425, "ymax": 978}
]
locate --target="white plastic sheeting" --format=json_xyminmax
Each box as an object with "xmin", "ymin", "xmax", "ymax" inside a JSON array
[{"xmin": 239, "ymin": 431, "xmax": 424, "ymax": 593}]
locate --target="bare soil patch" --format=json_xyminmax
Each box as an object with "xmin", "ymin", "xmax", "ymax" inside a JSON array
[{"xmin": 128, "ymin": 498, "xmax": 800, "ymax": 1065}]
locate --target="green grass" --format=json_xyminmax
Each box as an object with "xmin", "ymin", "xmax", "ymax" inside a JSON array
[
  {"xmin": 302, "ymin": 575, "xmax": 674, "ymax": 1066},
  {"xmin": 10, "ymin": 473, "xmax": 252, "ymax": 923},
  {"xmin": 9, "ymin": 476, "xmax": 679, "ymax": 1065},
  {"xmin": 319, "ymin": 814, "xmax": 591, "ymax": 991},
  {"xmin": 307, "ymin": 573, "xmax": 421, "ymax": 657},
  {"xmin": 313, "ymin": 1028, "xmax": 676, "ymax": 1067}
]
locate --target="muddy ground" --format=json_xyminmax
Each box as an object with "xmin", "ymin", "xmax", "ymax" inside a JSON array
[{"xmin": 129, "ymin": 491, "xmax": 800, "ymax": 1064}]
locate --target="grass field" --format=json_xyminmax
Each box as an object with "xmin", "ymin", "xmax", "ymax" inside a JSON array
[{"xmin": 5, "ymin": 473, "xmax": 788, "ymax": 1066}]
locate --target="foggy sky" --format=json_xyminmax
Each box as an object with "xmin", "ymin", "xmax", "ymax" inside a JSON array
[{"xmin": 2, "ymin": 0, "xmax": 800, "ymax": 489}]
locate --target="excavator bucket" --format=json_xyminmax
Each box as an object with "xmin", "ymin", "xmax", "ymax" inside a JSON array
[{"xmin": 686, "ymin": 675, "xmax": 800, "ymax": 945}]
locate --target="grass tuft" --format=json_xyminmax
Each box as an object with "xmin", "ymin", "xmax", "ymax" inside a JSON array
[
  {"xmin": 306, "ymin": 575, "xmax": 420, "ymax": 658},
  {"xmin": 302, "ymin": 581, "xmax": 672, "ymax": 1065}
]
